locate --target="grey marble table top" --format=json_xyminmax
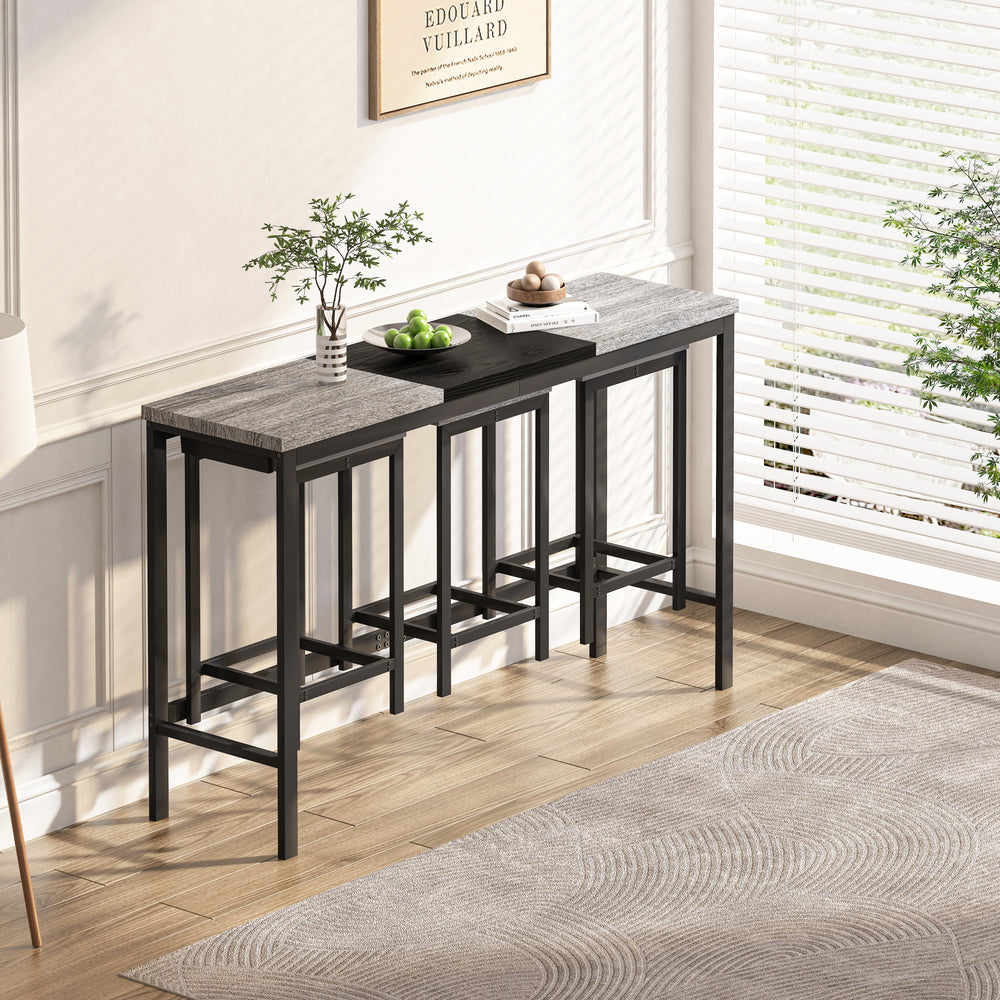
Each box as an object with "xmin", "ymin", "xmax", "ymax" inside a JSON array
[
  {"xmin": 143, "ymin": 274, "xmax": 736, "ymax": 453},
  {"xmin": 141, "ymin": 360, "xmax": 445, "ymax": 453},
  {"xmin": 550, "ymin": 273, "xmax": 738, "ymax": 355}
]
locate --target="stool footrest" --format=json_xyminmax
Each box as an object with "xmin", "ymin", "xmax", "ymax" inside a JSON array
[
  {"xmin": 450, "ymin": 586, "xmax": 526, "ymax": 616},
  {"xmin": 154, "ymin": 720, "xmax": 278, "ymax": 768},
  {"xmin": 300, "ymin": 637, "xmax": 385, "ymax": 666},
  {"xmin": 354, "ymin": 582, "xmax": 437, "ymax": 619},
  {"xmin": 595, "ymin": 540, "xmax": 672, "ymax": 566},
  {"xmin": 201, "ymin": 662, "xmax": 279, "ymax": 695},
  {"xmin": 499, "ymin": 534, "xmax": 575, "ymax": 568},
  {"xmin": 598, "ymin": 557, "xmax": 675, "ymax": 595},
  {"xmin": 453, "ymin": 605, "xmax": 539, "ymax": 648}
]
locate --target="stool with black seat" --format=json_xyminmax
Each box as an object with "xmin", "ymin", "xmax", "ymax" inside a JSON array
[
  {"xmin": 551, "ymin": 348, "xmax": 688, "ymax": 657},
  {"xmin": 356, "ymin": 392, "xmax": 550, "ymax": 697}
]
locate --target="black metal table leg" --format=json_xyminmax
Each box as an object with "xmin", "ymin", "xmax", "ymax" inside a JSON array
[
  {"xmin": 591, "ymin": 386, "xmax": 608, "ymax": 658},
  {"xmin": 389, "ymin": 441, "xmax": 405, "ymax": 714},
  {"xmin": 147, "ymin": 425, "xmax": 170, "ymax": 821},
  {"xmin": 482, "ymin": 422, "xmax": 497, "ymax": 620},
  {"xmin": 436, "ymin": 428, "xmax": 453, "ymax": 697},
  {"xmin": 184, "ymin": 452, "xmax": 202, "ymax": 723},
  {"xmin": 337, "ymin": 468, "xmax": 353, "ymax": 671},
  {"xmin": 715, "ymin": 316, "xmax": 735, "ymax": 690},
  {"xmin": 276, "ymin": 452, "xmax": 301, "ymax": 859},
  {"xmin": 534, "ymin": 399, "xmax": 549, "ymax": 660},
  {"xmin": 298, "ymin": 482, "xmax": 307, "ymax": 684},
  {"xmin": 672, "ymin": 353, "xmax": 688, "ymax": 611},
  {"xmin": 576, "ymin": 382, "xmax": 596, "ymax": 648}
]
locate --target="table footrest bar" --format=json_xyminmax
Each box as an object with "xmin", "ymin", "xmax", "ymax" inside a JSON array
[
  {"xmin": 597, "ymin": 557, "xmax": 675, "ymax": 596},
  {"xmin": 300, "ymin": 658, "xmax": 393, "ymax": 701},
  {"xmin": 453, "ymin": 605, "xmax": 539, "ymax": 647},
  {"xmin": 201, "ymin": 662, "xmax": 279, "ymax": 695},
  {"xmin": 299, "ymin": 637, "xmax": 383, "ymax": 667},
  {"xmin": 450, "ymin": 587, "xmax": 527, "ymax": 616},
  {"xmin": 634, "ymin": 578, "xmax": 674, "ymax": 597},
  {"xmin": 154, "ymin": 720, "xmax": 279, "ymax": 768},
  {"xmin": 595, "ymin": 540, "xmax": 675, "ymax": 567}
]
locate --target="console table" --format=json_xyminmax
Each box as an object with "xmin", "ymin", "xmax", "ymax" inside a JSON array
[{"xmin": 142, "ymin": 273, "xmax": 737, "ymax": 859}]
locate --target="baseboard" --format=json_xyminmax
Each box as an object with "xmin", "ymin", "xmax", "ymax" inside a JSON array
[{"xmin": 689, "ymin": 543, "xmax": 1000, "ymax": 670}]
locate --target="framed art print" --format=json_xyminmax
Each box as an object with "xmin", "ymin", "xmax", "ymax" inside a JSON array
[{"xmin": 369, "ymin": 0, "xmax": 551, "ymax": 120}]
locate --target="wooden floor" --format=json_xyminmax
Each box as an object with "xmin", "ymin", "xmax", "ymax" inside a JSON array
[{"xmin": 0, "ymin": 605, "xmax": 966, "ymax": 999}]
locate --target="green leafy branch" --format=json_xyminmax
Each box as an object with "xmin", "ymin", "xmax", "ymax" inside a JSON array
[
  {"xmin": 884, "ymin": 151, "xmax": 1000, "ymax": 500},
  {"xmin": 244, "ymin": 193, "xmax": 431, "ymax": 337}
]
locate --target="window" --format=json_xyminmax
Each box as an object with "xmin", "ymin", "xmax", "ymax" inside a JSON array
[{"xmin": 716, "ymin": 0, "xmax": 1000, "ymax": 583}]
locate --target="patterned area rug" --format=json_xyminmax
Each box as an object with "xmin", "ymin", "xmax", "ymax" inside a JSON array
[{"xmin": 124, "ymin": 659, "xmax": 1000, "ymax": 999}]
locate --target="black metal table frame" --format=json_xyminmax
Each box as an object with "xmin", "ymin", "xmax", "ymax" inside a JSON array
[{"xmin": 144, "ymin": 313, "xmax": 734, "ymax": 860}]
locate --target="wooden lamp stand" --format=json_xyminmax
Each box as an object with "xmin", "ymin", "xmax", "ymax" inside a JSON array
[
  {"xmin": 0, "ymin": 312, "xmax": 42, "ymax": 948},
  {"xmin": 1, "ymin": 695, "xmax": 42, "ymax": 947}
]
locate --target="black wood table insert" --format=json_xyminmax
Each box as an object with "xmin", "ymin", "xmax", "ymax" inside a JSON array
[{"xmin": 142, "ymin": 273, "xmax": 737, "ymax": 859}]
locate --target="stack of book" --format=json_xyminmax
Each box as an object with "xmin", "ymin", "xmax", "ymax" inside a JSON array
[{"xmin": 474, "ymin": 296, "xmax": 599, "ymax": 334}]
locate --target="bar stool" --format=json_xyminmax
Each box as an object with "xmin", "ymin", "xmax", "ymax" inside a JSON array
[
  {"xmin": 551, "ymin": 349, "xmax": 688, "ymax": 657},
  {"xmin": 150, "ymin": 432, "xmax": 407, "ymax": 859},
  {"xmin": 356, "ymin": 393, "xmax": 550, "ymax": 697}
]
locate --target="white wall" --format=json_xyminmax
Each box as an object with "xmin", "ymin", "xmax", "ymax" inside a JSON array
[{"xmin": 0, "ymin": 0, "xmax": 698, "ymax": 846}]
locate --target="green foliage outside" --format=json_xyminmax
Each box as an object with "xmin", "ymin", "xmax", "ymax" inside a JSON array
[
  {"xmin": 885, "ymin": 152, "xmax": 1000, "ymax": 501},
  {"xmin": 244, "ymin": 194, "xmax": 431, "ymax": 338}
]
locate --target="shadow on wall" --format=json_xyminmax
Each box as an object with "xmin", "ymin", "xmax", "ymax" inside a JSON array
[{"xmin": 58, "ymin": 284, "xmax": 135, "ymax": 379}]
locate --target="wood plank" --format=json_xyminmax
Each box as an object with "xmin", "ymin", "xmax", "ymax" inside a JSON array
[
  {"xmin": 0, "ymin": 779, "xmax": 249, "ymax": 890},
  {"xmin": 0, "ymin": 867, "xmax": 101, "ymax": 931},
  {"xmin": 0, "ymin": 903, "xmax": 207, "ymax": 1000},
  {"xmin": 27, "ymin": 812, "xmax": 346, "ymax": 946}
]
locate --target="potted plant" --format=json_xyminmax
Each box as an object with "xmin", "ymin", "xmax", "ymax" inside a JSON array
[
  {"xmin": 245, "ymin": 193, "xmax": 431, "ymax": 383},
  {"xmin": 885, "ymin": 152, "xmax": 1000, "ymax": 500}
]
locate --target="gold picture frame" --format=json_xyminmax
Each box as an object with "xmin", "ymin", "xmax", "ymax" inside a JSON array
[{"xmin": 369, "ymin": 0, "xmax": 551, "ymax": 121}]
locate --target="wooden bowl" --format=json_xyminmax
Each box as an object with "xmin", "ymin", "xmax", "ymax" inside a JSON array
[{"xmin": 507, "ymin": 281, "xmax": 567, "ymax": 305}]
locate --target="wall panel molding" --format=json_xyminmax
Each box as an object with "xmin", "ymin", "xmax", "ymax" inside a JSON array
[
  {"xmin": 1, "ymin": 0, "xmax": 18, "ymax": 314},
  {"xmin": 4, "ymin": 465, "xmax": 114, "ymax": 755}
]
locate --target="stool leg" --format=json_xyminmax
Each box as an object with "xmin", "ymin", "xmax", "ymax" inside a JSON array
[
  {"xmin": 388, "ymin": 442, "xmax": 405, "ymax": 714},
  {"xmin": 436, "ymin": 428, "xmax": 453, "ymax": 697},
  {"xmin": 337, "ymin": 469, "xmax": 353, "ymax": 670},
  {"xmin": 534, "ymin": 401, "xmax": 549, "ymax": 661},
  {"xmin": 0, "ymin": 698, "xmax": 41, "ymax": 947},
  {"xmin": 591, "ymin": 386, "xmax": 608, "ymax": 658},
  {"xmin": 299, "ymin": 482, "xmax": 307, "ymax": 686},
  {"xmin": 482, "ymin": 422, "xmax": 497, "ymax": 621},
  {"xmin": 276, "ymin": 452, "xmax": 301, "ymax": 860},
  {"xmin": 184, "ymin": 453, "xmax": 202, "ymax": 723},
  {"xmin": 146, "ymin": 425, "xmax": 170, "ymax": 822},
  {"xmin": 672, "ymin": 353, "xmax": 688, "ymax": 611},
  {"xmin": 575, "ymin": 382, "xmax": 596, "ymax": 648}
]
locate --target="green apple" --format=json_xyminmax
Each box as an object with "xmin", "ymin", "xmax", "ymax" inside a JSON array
[
  {"xmin": 412, "ymin": 330, "xmax": 433, "ymax": 350},
  {"xmin": 408, "ymin": 316, "xmax": 431, "ymax": 335},
  {"xmin": 406, "ymin": 308, "xmax": 428, "ymax": 322},
  {"xmin": 430, "ymin": 329, "xmax": 452, "ymax": 349},
  {"xmin": 392, "ymin": 332, "xmax": 413, "ymax": 349},
  {"xmin": 433, "ymin": 324, "xmax": 452, "ymax": 337},
  {"xmin": 384, "ymin": 327, "xmax": 400, "ymax": 346}
]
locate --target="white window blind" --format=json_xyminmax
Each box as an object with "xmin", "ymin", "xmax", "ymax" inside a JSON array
[{"xmin": 716, "ymin": 0, "xmax": 1000, "ymax": 582}]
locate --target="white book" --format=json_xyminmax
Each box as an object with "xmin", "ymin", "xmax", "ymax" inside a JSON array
[
  {"xmin": 484, "ymin": 296, "xmax": 593, "ymax": 320},
  {"xmin": 475, "ymin": 306, "xmax": 600, "ymax": 334}
]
